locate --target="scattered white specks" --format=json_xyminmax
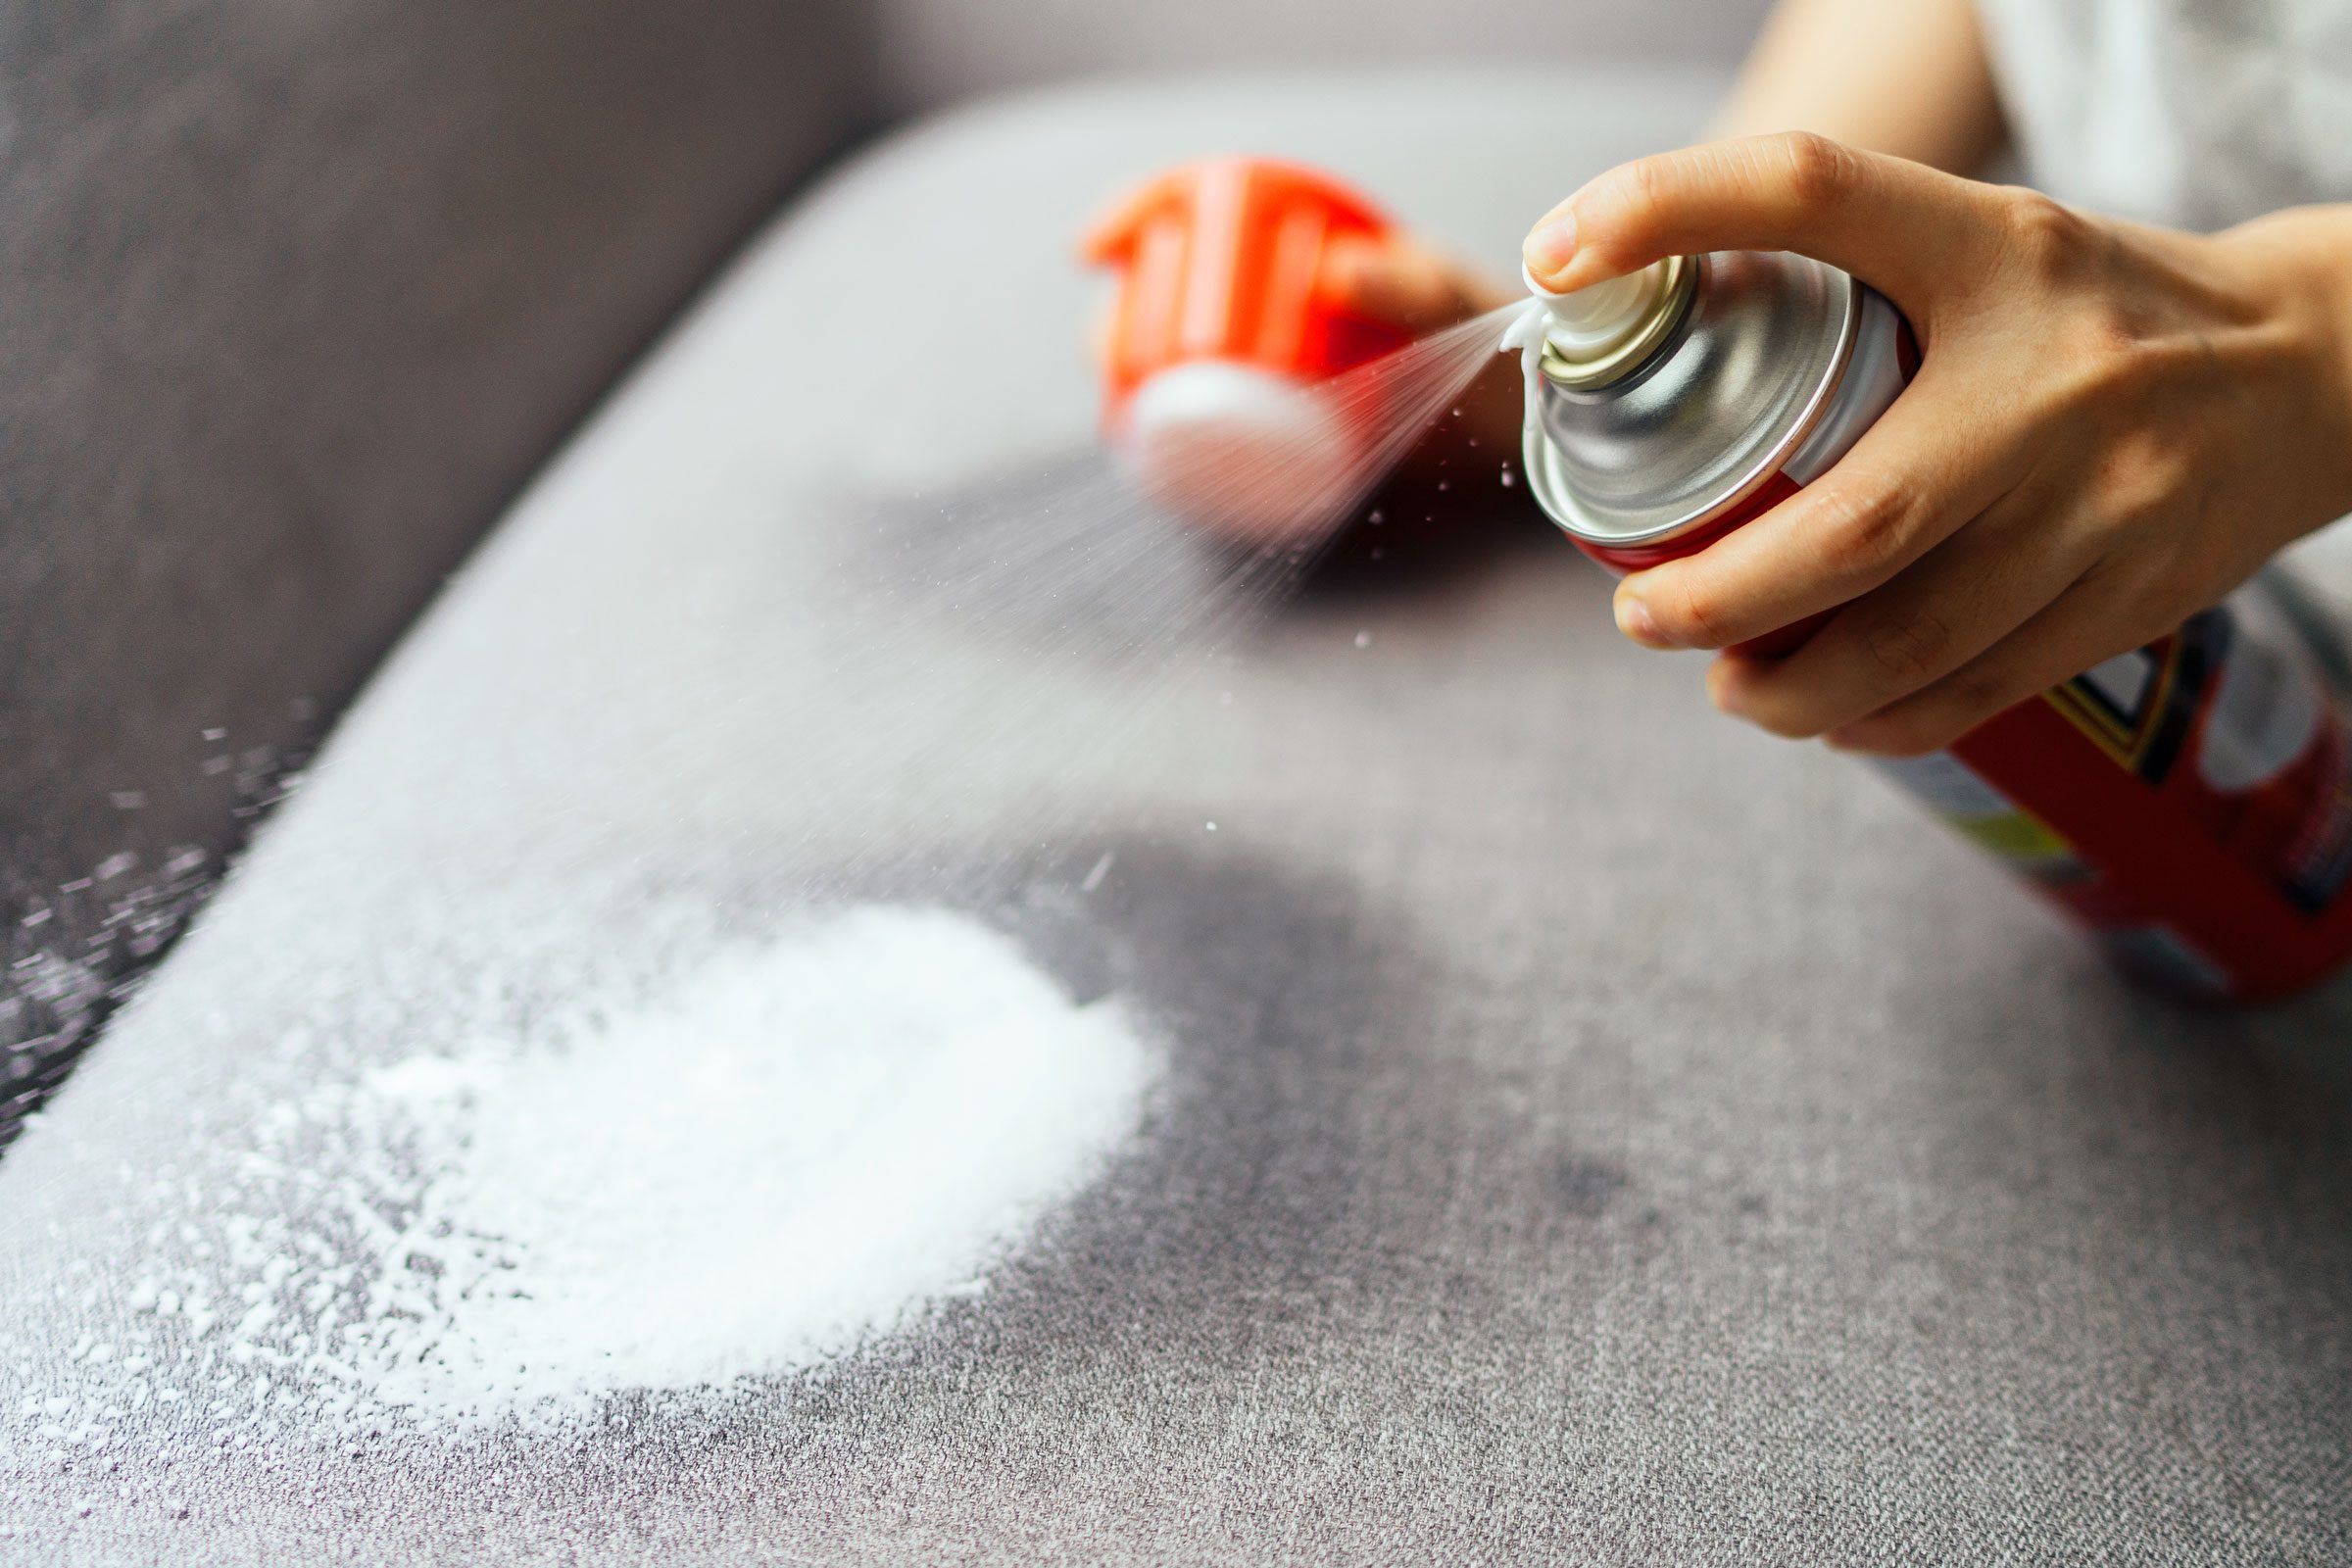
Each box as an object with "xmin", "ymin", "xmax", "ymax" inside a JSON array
[
  {"xmin": 17, "ymin": 906, "xmax": 1156, "ymax": 1439},
  {"xmin": 109, "ymin": 792, "xmax": 146, "ymax": 811},
  {"xmin": 1353, "ymin": 630, "xmax": 1373, "ymax": 649},
  {"xmin": 1079, "ymin": 853, "xmax": 1115, "ymax": 894},
  {"xmin": 94, "ymin": 854, "xmax": 137, "ymax": 884},
  {"xmin": 200, "ymin": 728, "xmax": 226, "ymax": 743}
]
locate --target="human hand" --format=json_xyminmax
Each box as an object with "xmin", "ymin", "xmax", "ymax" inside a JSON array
[
  {"xmin": 1087, "ymin": 229, "xmax": 1508, "ymax": 377},
  {"xmin": 1321, "ymin": 230, "xmax": 1524, "ymax": 500},
  {"xmin": 1092, "ymin": 228, "xmax": 1520, "ymax": 545},
  {"xmin": 1522, "ymin": 134, "xmax": 2352, "ymax": 755},
  {"xmin": 1320, "ymin": 230, "xmax": 1513, "ymax": 335}
]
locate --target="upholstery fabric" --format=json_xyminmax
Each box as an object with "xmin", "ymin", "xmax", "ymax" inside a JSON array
[
  {"xmin": 3, "ymin": 69, "xmax": 2348, "ymax": 1564},
  {"xmin": 0, "ymin": 0, "xmax": 870, "ymax": 1129}
]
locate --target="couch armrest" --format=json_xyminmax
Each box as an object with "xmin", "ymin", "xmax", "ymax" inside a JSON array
[{"xmin": 0, "ymin": 0, "xmax": 874, "ymax": 1132}]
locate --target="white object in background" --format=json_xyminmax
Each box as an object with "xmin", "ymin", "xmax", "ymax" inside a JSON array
[{"xmin": 1118, "ymin": 361, "xmax": 1354, "ymax": 541}]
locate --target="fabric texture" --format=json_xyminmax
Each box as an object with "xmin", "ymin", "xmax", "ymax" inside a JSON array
[
  {"xmin": 2, "ymin": 68, "xmax": 2349, "ymax": 1565},
  {"xmin": 1975, "ymin": 0, "xmax": 2352, "ymax": 226},
  {"xmin": 0, "ymin": 0, "xmax": 871, "ymax": 1136}
]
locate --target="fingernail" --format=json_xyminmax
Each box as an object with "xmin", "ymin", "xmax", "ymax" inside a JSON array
[
  {"xmin": 1522, "ymin": 212, "xmax": 1579, "ymax": 286},
  {"xmin": 1615, "ymin": 592, "xmax": 1670, "ymax": 649}
]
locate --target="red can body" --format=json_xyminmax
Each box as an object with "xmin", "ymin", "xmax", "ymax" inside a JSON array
[{"xmin": 1533, "ymin": 265, "xmax": 2352, "ymax": 1001}]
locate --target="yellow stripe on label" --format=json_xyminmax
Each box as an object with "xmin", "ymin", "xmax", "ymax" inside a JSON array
[{"xmin": 1950, "ymin": 809, "xmax": 2076, "ymax": 866}]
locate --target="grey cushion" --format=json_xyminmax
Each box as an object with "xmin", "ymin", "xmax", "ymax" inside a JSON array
[
  {"xmin": 4, "ymin": 67, "xmax": 2350, "ymax": 1564},
  {"xmin": 0, "ymin": 0, "xmax": 870, "ymax": 1124}
]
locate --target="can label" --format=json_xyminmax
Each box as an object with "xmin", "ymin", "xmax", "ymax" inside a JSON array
[
  {"xmin": 1871, "ymin": 750, "xmax": 2084, "ymax": 878},
  {"xmin": 1527, "ymin": 265, "xmax": 2352, "ymax": 1000},
  {"xmin": 1879, "ymin": 596, "xmax": 2352, "ymax": 996}
]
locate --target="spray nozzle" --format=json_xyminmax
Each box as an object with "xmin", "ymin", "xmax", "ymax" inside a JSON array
[{"xmin": 1520, "ymin": 257, "xmax": 1691, "ymax": 388}]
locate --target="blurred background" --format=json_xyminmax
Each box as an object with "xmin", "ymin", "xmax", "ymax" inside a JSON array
[{"xmin": 863, "ymin": 0, "xmax": 1770, "ymax": 111}]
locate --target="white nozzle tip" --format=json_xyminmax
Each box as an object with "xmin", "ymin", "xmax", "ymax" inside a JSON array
[{"xmin": 1520, "ymin": 259, "xmax": 1676, "ymax": 360}]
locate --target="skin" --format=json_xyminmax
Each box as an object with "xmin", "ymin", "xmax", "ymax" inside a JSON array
[
  {"xmin": 1527, "ymin": 141, "xmax": 2352, "ymax": 755},
  {"xmin": 1332, "ymin": 0, "xmax": 2352, "ymax": 756},
  {"xmin": 1326, "ymin": 0, "xmax": 2005, "ymax": 455},
  {"xmin": 1316, "ymin": 231, "xmax": 1521, "ymax": 489}
]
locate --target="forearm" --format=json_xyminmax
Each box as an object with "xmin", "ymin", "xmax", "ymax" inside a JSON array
[{"xmin": 1714, "ymin": 0, "xmax": 2005, "ymax": 173}]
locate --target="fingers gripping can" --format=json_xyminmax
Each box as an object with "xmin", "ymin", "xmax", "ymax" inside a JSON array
[
  {"xmin": 1519, "ymin": 252, "xmax": 2352, "ymax": 1001},
  {"xmin": 1082, "ymin": 159, "xmax": 1411, "ymax": 540}
]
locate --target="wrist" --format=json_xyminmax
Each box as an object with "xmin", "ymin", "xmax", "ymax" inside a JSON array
[{"xmin": 2222, "ymin": 206, "xmax": 2352, "ymax": 523}]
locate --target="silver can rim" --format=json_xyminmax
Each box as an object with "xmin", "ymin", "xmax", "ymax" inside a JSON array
[{"xmin": 1522, "ymin": 260, "xmax": 1865, "ymax": 550}]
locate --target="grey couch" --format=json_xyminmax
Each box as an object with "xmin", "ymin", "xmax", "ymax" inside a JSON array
[
  {"xmin": 6, "ymin": 4, "xmax": 2348, "ymax": 1564},
  {"xmin": 0, "ymin": 0, "xmax": 1771, "ymax": 1132}
]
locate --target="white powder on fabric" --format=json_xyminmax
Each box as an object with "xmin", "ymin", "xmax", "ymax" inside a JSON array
[{"xmin": 27, "ymin": 906, "xmax": 1154, "ymax": 1440}]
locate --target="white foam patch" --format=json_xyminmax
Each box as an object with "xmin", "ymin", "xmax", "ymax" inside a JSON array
[{"xmin": 53, "ymin": 905, "xmax": 1155, "ymax": 1437}]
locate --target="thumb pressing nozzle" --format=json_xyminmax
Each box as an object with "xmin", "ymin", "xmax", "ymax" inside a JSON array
[{"xmin": 1521, "ymin": 257, "xmax": 1690, "ymax": 388}]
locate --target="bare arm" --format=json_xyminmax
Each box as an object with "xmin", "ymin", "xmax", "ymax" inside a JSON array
[
  {"xmin": 1321, "ymin": 0, "xmax": 2005, "ymax": 338},
  {"xmin": 1714, "ymin": 0, "xmax": 2006, "ymax": 172}
]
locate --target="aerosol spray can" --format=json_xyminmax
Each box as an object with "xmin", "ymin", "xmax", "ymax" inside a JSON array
[
  {"xmin": 1085, "ymin": 159, "xmax": 1410, "ymax": 540},
  {"xmin": 1519, "ymin": 252, "xmax": 2352, "ymax": 1000}
]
